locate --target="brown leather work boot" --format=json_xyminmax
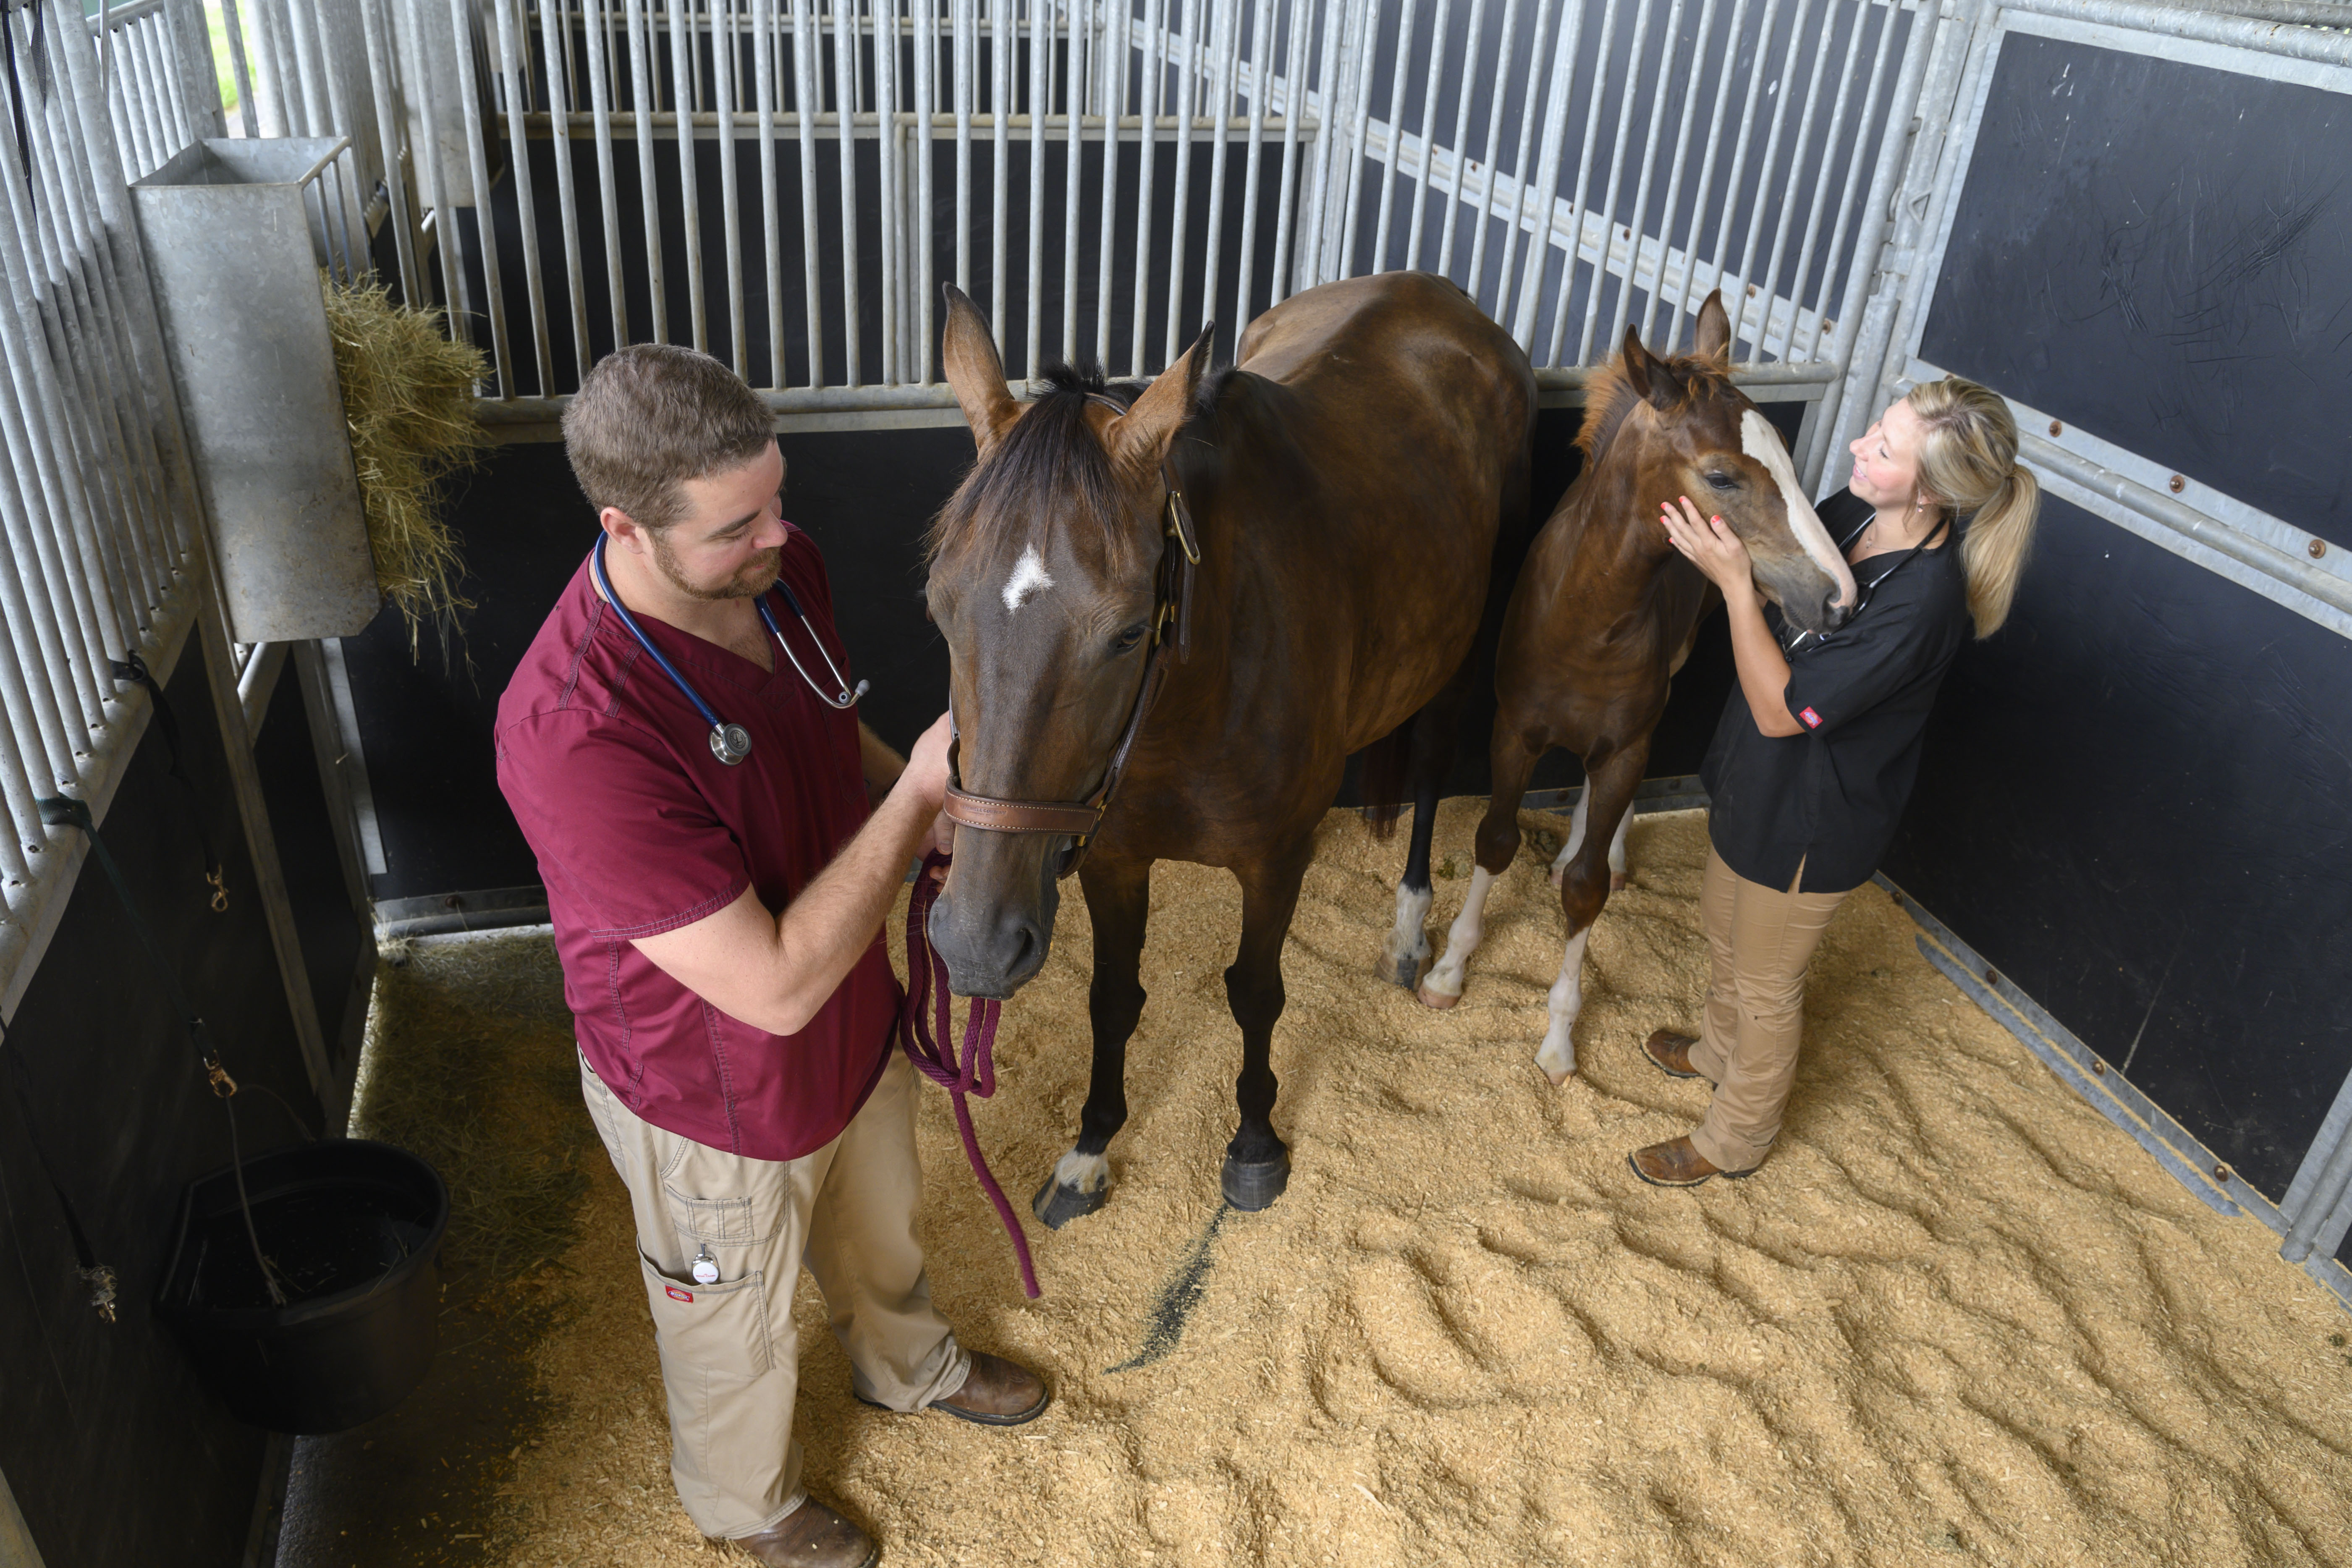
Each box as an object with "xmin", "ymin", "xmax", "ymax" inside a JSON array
[
  {"xmin": 1628, "ymin": 1135, "xmax": 1757, "ymax": 1188},
  {"xmin": 724, "ymin": 1497, "xmax": 877, "ymax": 1568},
  {"xmin": 857, "ymin": 1351, "xmax": 1051, "ymax": 1426},
  {"xmin": 1642, "ymin": 1029, "xmax": 1705, "ymax": 1080}
]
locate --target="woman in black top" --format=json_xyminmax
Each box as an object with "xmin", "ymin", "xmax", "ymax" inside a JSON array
[{"xmin": 1629, "ymin": 376, "xmax": 2040, "ymax": 1187}]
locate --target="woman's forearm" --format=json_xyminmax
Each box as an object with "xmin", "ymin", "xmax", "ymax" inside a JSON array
[{"xmin": 1725, "ymin": 589, "xmax": 1803, "ymax": 737}]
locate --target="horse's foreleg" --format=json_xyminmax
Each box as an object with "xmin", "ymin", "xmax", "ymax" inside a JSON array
[
  {"xmin": 1421, "ymin": 726, "xmax": 1538, "ymax": 1009},
  {"xmin": 1032, "ymin": 856, "xmax": 1152, "ymax": 1230},
  {"xmin": 1223, "ymin": 842, "xmax": 1313, "ymax": 1211},
  {"xmin": 1536, "ymin": 745, "xmax": 1647, "ymax": 1086}
]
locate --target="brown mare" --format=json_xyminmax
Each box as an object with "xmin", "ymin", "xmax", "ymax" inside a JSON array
[
  {"xmin": 1415, "ymin": 291, "xmax": 1857, "ymax": 1085},
  {"xmin": 925, "ymin": 272, "xmax": 1534, "ymax": 1223}
]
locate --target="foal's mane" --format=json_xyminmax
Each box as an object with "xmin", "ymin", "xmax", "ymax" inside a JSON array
[
  {"xmin": 927, "ymin": 361, "xmax": 1230, "ymax": 568},
  {"xmin": 1575, "ymin": 348, "xmax": 1736, "ymax": 465}
]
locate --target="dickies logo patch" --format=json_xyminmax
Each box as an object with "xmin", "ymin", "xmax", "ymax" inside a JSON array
[
  {"xmin": 665, "ymin": 1285, "xmax": 695, "ymax": 1303},
  {"xmin": 1799, "ymin": 707, "xmax": 1823, "ymax": 729}
]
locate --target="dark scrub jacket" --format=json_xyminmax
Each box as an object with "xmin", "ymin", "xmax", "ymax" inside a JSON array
[{"xmin": 1700, "ymin": 488, "xmax": 1972, "ymax": 895}]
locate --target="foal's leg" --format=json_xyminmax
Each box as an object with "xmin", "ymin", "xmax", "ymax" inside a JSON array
[
  {"xmin": 1222, "ymin": 840, "xmax": 1314, "ymax": 1210},
  {"xmin": 1536, "ymin": 744, "xmax": 1647, "ymax": 1085},
  {"xmin": 1032, "ymin": 855, "xmax": 1152, "ymax": 1229},
  {"xmin": 1420, "ymin": 724, "xmax": 1540, "ymax": 1009},
  {"xmin": 1382, "ymin": 675, "xmax": 1470, "ymax": 988}
]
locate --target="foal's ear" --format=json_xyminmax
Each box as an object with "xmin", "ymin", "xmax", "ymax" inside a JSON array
[
  {"xmin": 1108, "ymin": 320, "xmax": 1216, "ymax": 478},
  {"xmin": 1692, "ymin": 289, "xmax": 1732, "ymax": 366},
  {"xmin": 942, "ymin": 284, "xmax": 1021, "ymax": 459},
  {"xmin": 1620, "ymin": 324, "xmax": 1682, "ymax": 411}
]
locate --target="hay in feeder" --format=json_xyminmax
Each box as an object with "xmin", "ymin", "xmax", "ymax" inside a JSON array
[{"xmin": 322, "ymin": 274, "xmax": 491, "ymax": 662}]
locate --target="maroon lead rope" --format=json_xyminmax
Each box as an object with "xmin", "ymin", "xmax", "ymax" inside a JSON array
[{"xmin": 898, "ymin": 851, "xmax": 1040, "ymax": 1299}]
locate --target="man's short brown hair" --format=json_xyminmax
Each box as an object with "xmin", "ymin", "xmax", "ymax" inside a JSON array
[{"xmin": 563, "ymin": 344, "xmax": 775, "ymax": 530}]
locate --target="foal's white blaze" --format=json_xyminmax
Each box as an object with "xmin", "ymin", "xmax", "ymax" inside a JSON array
[
  {"xmin": 1384, "ymin": 881, "xmax": 1434, "ymax": 982},
  {"xmin": 1739, "ymin": 409, "xmax": 1858, "ymax": 609},
  {"xmin": 1053, "ymin": 1147, "xmax": 1111, "ymax": 1194},
  {"xmin": 1534, "ymin": 927, "xmax": 1592, "ymax": 1085},
  {"xmin": 1421, "ymin": 866, "xmax": 1494, "ymax": 1000},
  {"xmin": 1000, "ymin": 543, "xmax": 1055, "ymax": 613}
]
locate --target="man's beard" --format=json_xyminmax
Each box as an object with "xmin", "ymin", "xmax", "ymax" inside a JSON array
[{"xmin": 650, "ymin": 532, "xmax": 782, "ymax": 601}]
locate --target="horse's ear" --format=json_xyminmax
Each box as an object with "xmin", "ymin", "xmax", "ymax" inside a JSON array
[
  {"xmin": 1109, "ymin": 320, "xmax": 1216, "ymax": 478},
  {"xmin": 1621, "ymin": 324, "xmax": 1681, "ymax": 411},
  {"xmin": 1692, "ymin": 290, "xmax": 1731, "ymax": 366},
  {"xmin": 942, "ymin": 283, "xmax": 1021, "ymax": 459}
]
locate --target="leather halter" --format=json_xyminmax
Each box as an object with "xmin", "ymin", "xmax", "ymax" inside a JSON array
[{"xmin": 941, "ymin": 439, "xmax": 1200, "ymax": 880}]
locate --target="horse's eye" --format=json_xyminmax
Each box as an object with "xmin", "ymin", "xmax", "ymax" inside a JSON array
[
  {"xmin": 1111, "ymin": 623, "xmax": 1148, "ymax": 653},
  {"xmin": 1705, "ymin": 471, "xmax": 1739, "ymax": 492}
]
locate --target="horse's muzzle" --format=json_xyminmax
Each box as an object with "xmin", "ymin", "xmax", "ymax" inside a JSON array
[{"xmin": 926, "ymin": 843, "xmax": 1063, "ymax": 1000}]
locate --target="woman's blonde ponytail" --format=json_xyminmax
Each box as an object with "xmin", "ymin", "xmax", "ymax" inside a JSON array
[{"xmin": 1907, "ymin": 376, "xmax": 2041, "ymax": 638}]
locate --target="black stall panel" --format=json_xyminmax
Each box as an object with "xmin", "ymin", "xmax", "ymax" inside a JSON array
[
  {"xmin": 1921, "ymin": 31, "xmax": 2352, "ymax": 541},
  {"xmin": 1883, "ymin": 496, "xmax": 2352, "ymax": 1230}
]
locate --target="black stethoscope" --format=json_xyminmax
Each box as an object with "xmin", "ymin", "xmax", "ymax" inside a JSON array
[
  {"xmin": 1777, "ymin": 507, "xmax": 1952, "ymax": 656},
  {"xmin": 591, "ymin": 533, "xmax": 867, "ymax": 766}
]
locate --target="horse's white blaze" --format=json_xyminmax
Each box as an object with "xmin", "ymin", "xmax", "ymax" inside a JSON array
[
  {"xmin": 1740, "ymin": 409, "xmax": 1857, "ymax": 609},
  {"xmin": 1535, "ymin": 928, "xmax": 1592, "ymax": 1082},
  {"xmin": 1422, "ymin": 866, "xmax": 1494, "ymax": 999},
  {"xmin": 1384, "ymin": 881, "xmax": 1434, "ymax": 979},
  {"xmin": 1053, "ymin": 1148, "xmax": 1110, "ymax": 1193},
  {"xmin": 1000, "ymin": 544, "xmax": 1055, "ymax": 613}
]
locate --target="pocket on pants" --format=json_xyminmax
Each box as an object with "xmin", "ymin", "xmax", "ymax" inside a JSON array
[{"xmin": 638, "ymin": 1250, "xmax": 773, "ymax": 1380}]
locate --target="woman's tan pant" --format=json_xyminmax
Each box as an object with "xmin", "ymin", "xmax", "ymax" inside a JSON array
[
  {"xmin": 1685, "ymin": 845, "xmax": 1849, "ymax": 1173},
  {"xmin": 580, "ymin": 1050, "xmax": 969, "ymax": 1539}
]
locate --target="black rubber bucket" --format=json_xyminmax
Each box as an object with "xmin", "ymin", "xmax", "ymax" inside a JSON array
[{"xmin": 157, "ymin": 1138, "xmax": 450, "ymax": 1434}]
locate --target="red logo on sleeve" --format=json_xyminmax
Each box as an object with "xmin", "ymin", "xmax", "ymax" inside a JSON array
[
  {"xmin": 665, "ymin": 1285, "xmax": 695, "ymax": 1303},
  {"xmin": 1799, "ymin": 707, "xmax": 1822, "ymax": 729}
]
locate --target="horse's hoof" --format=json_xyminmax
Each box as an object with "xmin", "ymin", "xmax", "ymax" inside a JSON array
[
  {"xmin": 1542, "ymin": 1067, "xmax": 1573, "ymax": 1088},
  {"xmin": 1385, "ymin": 953, "xmax": 1424, "ymax": 989},
  {"xmin": 1417, "ymin": 983, "xmax": 1460, "ymax": 1010},
  {"xmin": 1220, "ymin": 1152, "xmax": 1291, "ymax": 1212},
  {"xmin": 1032, "ymin": 1172, "xmax": 1107, "ymax": 1230}
]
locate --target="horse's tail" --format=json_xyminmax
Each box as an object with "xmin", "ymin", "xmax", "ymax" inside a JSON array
[{"xmin": 1357, "ymin": 716, "xmax": 1417, "ymax": 840}]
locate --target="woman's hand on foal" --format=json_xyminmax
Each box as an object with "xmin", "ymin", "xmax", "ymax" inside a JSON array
[{"xmin": 1658, "ymin": 496, "xmax": 1754, "ymax": 599}]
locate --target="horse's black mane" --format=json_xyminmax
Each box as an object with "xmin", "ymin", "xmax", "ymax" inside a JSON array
[{"xmin": 927, "ymin": 358, "xmax": 1231, "ymax": 565}]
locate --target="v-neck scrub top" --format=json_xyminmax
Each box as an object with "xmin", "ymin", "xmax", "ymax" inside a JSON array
[
  {"xmin": 1699, "ymin": 489, "xmax": 1971, "ymax": 895},
  {"xmin": 494, "ymin": 525, "xmax": 898, "ymax": 1161}
]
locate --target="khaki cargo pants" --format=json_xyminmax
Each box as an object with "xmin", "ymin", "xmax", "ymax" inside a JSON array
[
  {"xmin": 580, "ymin": 1049, "xmax": 971, "ymax": 1539},
  {"xmin": 1686, "ymin": 845, "xmax": 1850, "ymax": 1174}
]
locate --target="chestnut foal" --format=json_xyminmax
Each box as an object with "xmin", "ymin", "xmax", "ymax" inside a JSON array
[{"xmin": 1417, "ymin": 291, "xmax": 1857, "ymax": 1085}]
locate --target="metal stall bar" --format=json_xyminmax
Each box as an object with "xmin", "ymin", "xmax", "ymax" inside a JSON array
[
  {"xmin": 626, "ymin": 0, "xmax": 669, "ymax": 343},
  {"xmin": 955, "ymin": 0, "xmax": 974, "ymax": 304},
  {"xmin": 757, "ymin": 0, "xmax": 785, "ymax": 384},
  {"xmin": 1428, "ymin": 0, "xmax": 1480, "ymax": 276},
  {"xmin": 220, "ymin": 0, "xmax": 261, "ymax": 138},
  {"xmin": 1231, "ymin": 0, "xmax": 1273, "ymax": 328},
  {"xmin": 359, "ymin": 0, "xmax": 423, "ymax": 306},
  {"xmin": 1555, "ymin": 0, "xmax": 1625, "ymax": 364},
  {"xmin": 582, "ymin": 0, "xmax": 628, "ymax": 347},
  {"xmin": 988, "ymin": 0, "xmax": 1008, "ymax": 348},
  {"xmin": 878, "ymin": 0, "xmax": 902, "ymax": 382},
  {"xmin": 1129, "ymin": 0, "xmax": 1165, "ymax": 374},
  {"xmin": 1061, "ymin": 0, "xmax": 1083, "ymax": 359},
  {"xmin": 541, "ymin": 0, "xmax": 594, "ymax": 378},
  {"xmin": 1266, "ymin": 0, "xmax": 1309, "ymax": 305},
  {"xmin": 1366, "ymin": 0, "xmax": 1412, "ymax": 273},
  {"xmin": 1194, "ymin": 0, "xmax": 1237, "ymax": 351},
  {"xmin": 1460, "ymin": 0, "xmax": 1523, "ymax": 310},
  {"xmin": 1293, "ymin": 0, "xmax": 1345, "ymax": 293},
  {"xmin": 0, "ymin": 428, "xmax": 84, "ymax": 785},
  {"xmin": 915, "ymin": 0, "xmax": 937, "ymax": 382},
  {"xmin": 1332, "ymin": 0, "xmax": 1380, "ymax": 280},
  {"xmin": 1024, "ymin": 0, "xmax": 1047, "ymax": 377},
  {"xmin": 1634, "ymin": 0, "xmax": 1717, "ymax": 346},
  {"xmin": 1092, "ymin": 0, "xmax": 1125, "ymax": 367},
  {"xmin": 398, "ymin": 0, "xmax": 470, "ymax": 338},
  {"xmin": 1767, "ymin": 0, "xmax": 1875, "ymax": 365},
  {"xmin": 1506, "ymin": 0, "xmax": 1585, "ymax": 347},
  {"xmin": 667, "ymin": 0, "xmax": 708, "ymax": 351},
  {"xmin": 1602, "ymin": 0, "xmax": 1689, "ymax": 355},
  {"xmin": 1158, "ymin": 0, "xmax": 1196, "ymax": 364},
  {"xmin": 1658, "ymin": 0, "xmax": 1750, "ymax": 341},
  {"xmin": 451, "ymin": 0, "xmax": 519, "ymax": 392},
  {"xmin": 494, "ymin": 0, "xmax": 556, "ymax": 391},
  {"xmin": 833, "ymin": 0, "xmax": 863, "ymax": 381},
  {"xmin": 1785, "ymin": 0, "xmax": 1894, "ymax": 366},
  {"xmin": 716, "ymin": 0, "xmax": 747, "ymax": 374},
  {"xmin": 1742, "ymin": 0, "xmax": 1835, "ymax": 361},
  {"xmin": 792, "ymin": 0, "xmax": 823, "ymax": 385},
  {"xmin": 1721, "ymin": 0, "xmax": 1808, "ymax": 356},
  {"xmin": 1488, "ymin": 0, "xmax": 1565, "ymax": 332}
]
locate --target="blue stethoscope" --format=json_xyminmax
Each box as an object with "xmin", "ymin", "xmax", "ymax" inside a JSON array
[{"xmin": 592, "ymin": 533, "xmax": 867, "ymax": 766}]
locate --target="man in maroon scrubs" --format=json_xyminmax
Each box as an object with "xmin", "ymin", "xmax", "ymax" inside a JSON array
[{"xmin": 496, "ymin": 344, "xmax": 1046, "ymax": 1568}]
